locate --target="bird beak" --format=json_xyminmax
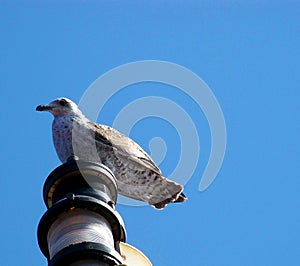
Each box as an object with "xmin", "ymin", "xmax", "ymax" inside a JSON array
[{"xmin": 36, "ymin": 104, "xmax": 53, "ymax": 112}]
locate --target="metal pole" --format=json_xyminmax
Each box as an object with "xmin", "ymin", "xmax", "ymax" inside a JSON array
[{"xmin": 37, "ymin": 160, "xmax": 126, "ymax": 266}]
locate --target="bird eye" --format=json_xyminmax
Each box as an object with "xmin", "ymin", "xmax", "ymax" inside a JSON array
[{"xmin": 59, "ymin": 99, "xmax": 67, "ymax": 106}]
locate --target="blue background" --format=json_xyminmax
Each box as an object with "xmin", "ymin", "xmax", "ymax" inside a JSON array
[{"xmin": 1, "ymin": 1, "xmax": 299, "ymax": 265}]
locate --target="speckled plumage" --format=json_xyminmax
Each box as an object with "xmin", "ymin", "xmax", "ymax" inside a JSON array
[{"xmin": 36, "ymin": 97, "xmax": 186, "ymax": 209}]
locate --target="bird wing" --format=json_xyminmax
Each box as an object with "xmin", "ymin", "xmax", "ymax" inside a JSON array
[{"xmin": 89, "ymin": 122, "xmax": 162, "ymax": 174}]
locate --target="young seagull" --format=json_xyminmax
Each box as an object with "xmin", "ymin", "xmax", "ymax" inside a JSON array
[{"xmin": 36, "ymin": 97, "xmax": 186, "ymax": 209}]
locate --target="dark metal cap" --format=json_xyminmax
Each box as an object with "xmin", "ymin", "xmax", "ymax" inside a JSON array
[{"xmin": 43, "ymin": 160, "xmax": 118, "ymax": 208}]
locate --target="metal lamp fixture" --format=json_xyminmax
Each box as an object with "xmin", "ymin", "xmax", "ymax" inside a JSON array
[{"xmin": 37, "ymin": 160, "xmax": 126, "ymax": 266}]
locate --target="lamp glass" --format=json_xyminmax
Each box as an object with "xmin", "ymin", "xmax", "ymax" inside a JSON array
[{"xmin": 48, "ymin": 208, "xmax": 114, "ymax": 259}]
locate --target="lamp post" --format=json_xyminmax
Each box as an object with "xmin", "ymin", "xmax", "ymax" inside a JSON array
[{"xmin": 37, "ymin": 160, "xmax": 126, "ymax": 266}]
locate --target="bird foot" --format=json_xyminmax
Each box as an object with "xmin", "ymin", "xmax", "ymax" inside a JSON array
[{"xmin": 66, "ymin": 155, "xmax": 79, "ymax": 162}]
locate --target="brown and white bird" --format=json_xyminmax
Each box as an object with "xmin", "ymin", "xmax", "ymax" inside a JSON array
[{"xmin": 36, "ymin": 97, "xmax": 186, "ymax": 209}]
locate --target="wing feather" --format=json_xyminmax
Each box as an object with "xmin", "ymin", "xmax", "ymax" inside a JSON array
[{"xmin": 89, "ymin": 122, "xmax": 161, "ymax": 174}]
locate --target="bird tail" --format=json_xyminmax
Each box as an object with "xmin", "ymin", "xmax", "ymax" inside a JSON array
[
  {"xmin": 175, "ymin": 192, "xmax": 187, "ymax": 203},
  {"xmin": 153, "ymin": 191, "xmax": 187, "ymax": 209}
]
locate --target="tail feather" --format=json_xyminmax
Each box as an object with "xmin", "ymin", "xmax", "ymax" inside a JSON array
[
  {"xmin": 174, "ymin": 192, "xmax": 187, "ymax": 203},
  {"xmin": 153, "ymin": 192, "xmax": 187, "ymax": 209}
]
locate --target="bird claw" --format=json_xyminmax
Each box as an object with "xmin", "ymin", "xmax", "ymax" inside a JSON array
[{"xmin": 67, "ymin": 155, "xmax": 79, "ymax": 162}]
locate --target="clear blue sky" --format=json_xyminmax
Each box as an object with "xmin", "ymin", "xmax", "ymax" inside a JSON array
[{"xmin": 1, "ymin": 1, "xmax": 300, "ymax": 265}]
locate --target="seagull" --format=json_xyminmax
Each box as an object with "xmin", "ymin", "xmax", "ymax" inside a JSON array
[{"xmin": 36, "ymin": 97, "xmax": 186, "ymax": 209}]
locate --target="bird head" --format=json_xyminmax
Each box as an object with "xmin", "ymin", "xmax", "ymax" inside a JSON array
[{"xmin": 36, "ymin": 98, "xmax": 82, "ymax": 117}]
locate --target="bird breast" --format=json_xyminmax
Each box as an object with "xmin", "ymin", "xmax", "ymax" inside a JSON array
[{"xmin": 52, "ymin": 115, "xmax": 98, "ymax": 163}]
